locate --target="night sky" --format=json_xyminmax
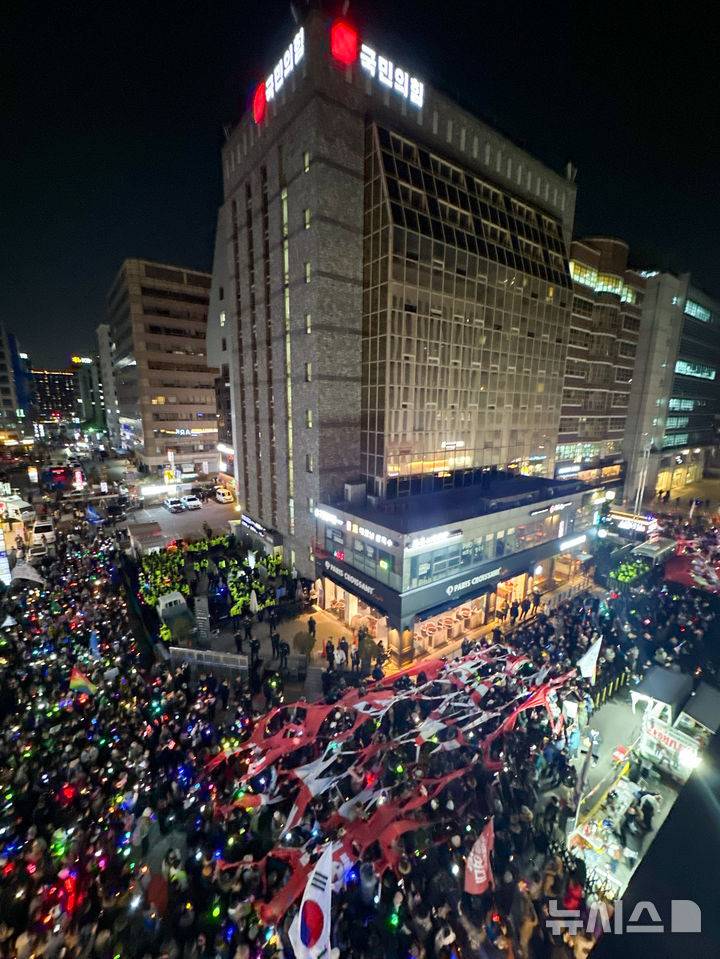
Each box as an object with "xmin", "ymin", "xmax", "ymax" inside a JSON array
[{"xmin": 6, "ymin": 0, "xmax": 719, "ymax": 367}]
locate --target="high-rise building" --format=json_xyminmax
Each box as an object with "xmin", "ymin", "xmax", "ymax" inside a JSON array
[
  {"xmin": 0, "ymin": 324, "xmax": 20, "ymax": 431},
  {"xmin": 97, "ymin": 323, "xmax": 120, "ymax": 444},
  {"xmin": 31, "ymin": 368, "xmax": 79, "ymax": 423},
  {"xmin": 107, "ymin": 258, "xmax": 218, "ymax": 476},
  {"xmin": 70, "ymin": 354, "xmax": 105, "ymax": 426},
  {"xmin": 208, "ymin": 13, "xmax": 602, "ymax": 663},
  {"xmin": 0, "ymin": 326, "xmax": 34, "ymax": 437},
  {"xmin": 624, "ymin": 276, "xmax": 720, "ymax": 505},
  {"xmin": 554, "ymin": 238, "xmax": 643, "ymax": 490}
]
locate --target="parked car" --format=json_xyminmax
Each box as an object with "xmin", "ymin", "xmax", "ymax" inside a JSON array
[
  {"xmin": 163, "ymin": 497, "xmax": 183, "ymax": 513},
  {"xmin": 190, "ymin": 485, "xmax": 213, "ymax": 502},
  {"xmin": 31, "ymin": 519, "xmax": 56, "ymax": 546},
  {"xmin": 28, "ymin": 544, "xmax": 48, "ymax": 565},
  {"xmin": 181, "ymin": 495, "xmax": 202, "ymax": 510},
  {"xmin": 214, "ymin": 487, "xmax": 234, "ymax": 504},
  {"xmin": 105, "ymin": 503, "xmax": 127, "ymax": 523}
]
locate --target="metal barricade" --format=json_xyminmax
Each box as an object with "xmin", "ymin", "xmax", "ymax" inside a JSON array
[{"xmin": 168, "ymin": 646, "xmax": 249, "ymax": 675}]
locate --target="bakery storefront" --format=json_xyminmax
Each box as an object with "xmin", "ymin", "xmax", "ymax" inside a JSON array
[{"xmin": 315, "ymin": 531, "xmax": 592, "ymax": 666}]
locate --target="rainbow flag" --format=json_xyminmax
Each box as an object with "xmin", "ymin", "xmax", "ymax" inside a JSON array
[{"xmin": 69, "ymin": 667, "xmax": 98, "ymax": 696}]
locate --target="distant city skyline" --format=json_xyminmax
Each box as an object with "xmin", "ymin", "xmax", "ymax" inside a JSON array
[{"xmin": 6, "ymin": 0, "xmax": 719, "ymax": 366}]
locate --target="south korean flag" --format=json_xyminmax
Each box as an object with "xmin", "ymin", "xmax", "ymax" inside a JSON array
[{"xmin": 289, "ymin": 845, "xmax": 334, "ymax": 959}]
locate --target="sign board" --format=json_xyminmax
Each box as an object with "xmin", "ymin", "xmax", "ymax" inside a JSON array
[
  {"xmin": 27, "ymin": 466, "xmax": 38, "ymax": 484},
  {"xmin": 100, "ymin": 481, "xmax": 108, "ymax": 494},
  {"xmin": 0, "ymin": 482, "xmax": 11, "ymax": 497}
]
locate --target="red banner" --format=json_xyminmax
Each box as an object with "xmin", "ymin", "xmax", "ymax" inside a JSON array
[{"xmin": 465, "ymin": 819, "xmax": 494, "ymax": 895}]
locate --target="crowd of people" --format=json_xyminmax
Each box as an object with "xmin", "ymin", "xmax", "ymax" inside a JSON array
[{"xmin": 0, "ymin": 515, "xmax": 717, "ymax": 959}]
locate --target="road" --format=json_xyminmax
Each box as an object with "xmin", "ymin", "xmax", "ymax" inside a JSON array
[{"xmin": 126, "ymin": 499, "xmax": 237, "ymax": 541}]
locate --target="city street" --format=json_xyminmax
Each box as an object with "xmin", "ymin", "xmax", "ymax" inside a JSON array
[{"xmin": 126, "ymin": 497, "xmax": 237, "ymax": 540}]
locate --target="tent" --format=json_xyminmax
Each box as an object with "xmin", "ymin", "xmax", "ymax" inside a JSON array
[
  {"xmin": 682, "ymin": 682, "xmax": 720, "ymax": 735},
  {"xmin": 631, "ymin": 666, "xmax": 693, "ymax": 725},
  {"xmin": 631, "ymin": 537, "xmax": 676, "ymax": 565},
  {"xmin": 11, "ymin": 562, "xmax": 45, "ymax": 585}
]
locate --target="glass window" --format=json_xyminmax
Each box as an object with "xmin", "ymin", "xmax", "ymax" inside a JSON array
[
  {"xmin": 305, "ymin": 312, "xmax": 312, "ymax": 333},
  {"xmin": 305, "ymin": 409, "xmax": 313, "ymax": 428},
  {"xmin": 303, "ymin": 150, "xmax": 310, "ymax": 173},
  {"xmin": 304, "ymin": 262, "xmax": 311, "ymax": 283},
  {"xmin": 675, "ymin": 359, "xmax": 716, "ymax": 381},
  {"xmin": 304, "ymin": 209, "xmax": 311, "ymax": 229}
]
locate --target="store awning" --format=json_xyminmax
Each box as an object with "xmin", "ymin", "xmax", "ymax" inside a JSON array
[{"xmin": 682, "ymin": 682, "xmax": 720, "ymax": 734}]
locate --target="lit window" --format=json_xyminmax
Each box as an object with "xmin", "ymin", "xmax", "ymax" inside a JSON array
[
  {"xmin": 303, "ymin": 150, "xmax": 310, "ymax": 173},
  {"xmin": 304, "ymin": 208, "xmax": 311, "ymax": 229},
  {"xmin": 684, "ymin": 299, "xmax": 712, "ymax": 323},
  {"xmin": 151, "ymin": 396, "xmax": 166, "ymax": 405},
  {"xmin": 305, "ymin": 312, "xmax": 312, "ymax": 333},
  {"xmin": 219, "ymin": 311, "xmax": 226, "ymax": 327},
  {"xmin": 305, "ymin": 409, "xmax": 313, "ymax": 428},
  {"xmin": 304, "ymin": 262, "xmax": 311, "ymax": 283},
  {"xmin": 306, "ymin": 453, "xmax": 314, "ymax": 472},
  {"xmin": 305, "ymin": 362, "xmax": 312, "ymax": 382},
  {"xmin": 308, "ymin": 496, "xmax": 315, "ymax": 512},
  {"xmin": 675, "ymin": 359, "xmax": 716, "ymax": 381}
]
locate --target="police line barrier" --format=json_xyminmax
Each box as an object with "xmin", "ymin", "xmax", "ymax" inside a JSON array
[
  {"xmin": 593, "ymin": 668, "xmax": 631, "ymax": 710},
  {"xmin": 167, "ymin": 646, "xmax": 306, "ymax": 681}
]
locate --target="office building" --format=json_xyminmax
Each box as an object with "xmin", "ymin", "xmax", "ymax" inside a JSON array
[
  {"xmin": 207, "ymin": 13, "xmax": 603, "ymax": 662},
  {"xmin": 624, "ymin": 277, "xmax": 720, "ymax": 504},
  {"xmin": 71, "ymin": 354, "xmax": 105, "ymax": 426},
  {"xmin": 554, "ymin": 238, "xmax": 643, "ymax": 490},
  {"xmin": 31, "ymin": 368, "xmax": 79, "ymax": 423},
  {"xmin": 107, "ymin": 258, "xmax": 218, "ymax": 476},
  {"xmin": 97, "ymin": 323, "xmax": 120, "ymax": 444},
  {"xmin": 0, "ymin": 324, "xmax": 20, "ymax": 432}
]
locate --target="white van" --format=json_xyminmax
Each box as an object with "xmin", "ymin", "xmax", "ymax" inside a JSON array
[
  {"xmin": 4, "ymin": 497, "xmax": 36, "ymax": 525},
  {"xmin": 32, "ymin": 519, "xmax": 56, "ymax": 546},
  {"xmin": 215, "ymin": 487, "xmax": 234, "ymax": 504}
]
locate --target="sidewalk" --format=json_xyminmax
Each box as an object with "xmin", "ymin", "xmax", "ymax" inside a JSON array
[{"xmin": 207, "ymin": 570, "xmax": 598, "ymax": 690}]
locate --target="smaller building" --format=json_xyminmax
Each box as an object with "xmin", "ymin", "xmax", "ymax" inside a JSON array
[
  {"xmin": 106, "ymin": 258, "xmax": 218, "ymax": 477},
  {"xmin": 556, "ymin": 238, "xmax": 643, "ymax": 492},
  {"xmin": 97, "ymin": 324, "xmax": 120, "ymax": 443},
  {"xmin": 624, "ymin": 275, "xmax": 720, "ymax": 505},
  {"xmin": 31, "ymin": 368, "xmax": 80, "ymax": 424},
  {"xmin": 310, "ymin": 472, "xmax": 604, "ymax": 664},
  {"xmin": 71, "ymin": 355, "xmax": 105, "ymax": 427}
]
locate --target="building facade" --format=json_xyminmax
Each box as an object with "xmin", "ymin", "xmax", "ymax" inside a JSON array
[
  {"xmin": 97, "ymin": 323, "xmax": 120, "ymax": 444},
  {"xmin": 207, "ymin": 12, "xmax": 580, "ymax": 586},
  {"xmin": 624, "ymin": 276, "xmax": 720, "ymax": 504},
  {"xmin": 31, "ymin": 368, "xmax": 80, "ymax": 424},
  {"xmin": 71, "ymin": 355, "xmax": 105, "ymax": 427},
  {"xmin": 107, "ymin": 258, "xmax": 218, "ymax": 476},
  {"xmin": 555, "ymin": 238, "xmax": 643, "ymax": 491},
  {"xmin": 0, "ymin": 324, "xmax": 20, "ymax": 433}
]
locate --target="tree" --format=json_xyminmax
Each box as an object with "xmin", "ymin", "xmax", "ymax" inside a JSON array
[
  {"xmin": 358, "ymin": 635, "xmax": 380, "ymax": 668},
  {"xmin": 292, "ymin": 630, "xmax": 316, "ymax": 658},
  {"xmin": 171, "ymin": 616, "xmax": 193, "ymax": 648}
]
